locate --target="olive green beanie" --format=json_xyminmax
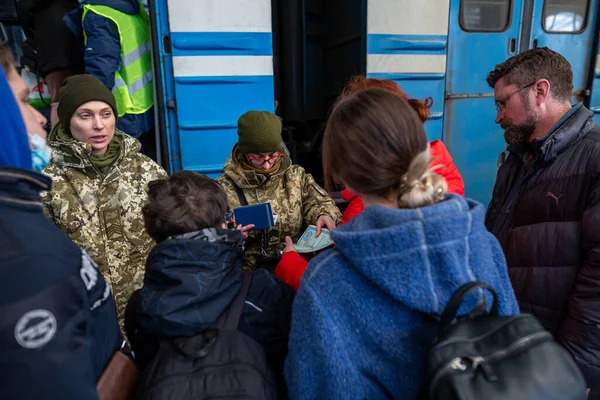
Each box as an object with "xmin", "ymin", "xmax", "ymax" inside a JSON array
[
  {"xmin": 57, "ymin": 74, "xmax": 118, "ymax": 134},
  {"xmin": 237, "ymin": 111, "xmax": 282, "ymax": 154}
]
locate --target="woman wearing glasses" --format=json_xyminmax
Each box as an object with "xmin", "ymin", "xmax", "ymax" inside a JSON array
[{"xmin": 217, "ymin": 110, "xmax": 341, "ymax": 270}]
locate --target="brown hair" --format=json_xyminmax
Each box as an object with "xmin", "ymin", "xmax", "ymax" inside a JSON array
[
  {"xmin": 0, "ymin": 42, "xmax": 15, "ymax": 77},
  {"xmin": 323, "ymin": 88, "xmax": 446, "ymax": 208},
  {"xmin": 341, "ymin": 75, "xmax": 433, "ymax": 123},
  {"xmin": 143, "ymin": 170, "xmax": 228, "ymax": 242},
  {"xmin": 486, "ymin": 47, "xmax": 573, "ymax": 103}
]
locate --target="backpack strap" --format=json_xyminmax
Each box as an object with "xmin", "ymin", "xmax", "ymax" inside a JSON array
[
  {"xmin": 213, "ymin": 270, "xmax": 253, "ymax": 331},
  {"xmin": 438, "ymin": 281, "xmax": 498, "ymax": 336},
  {"xmin": 233, "ymin": 184, "xmax": 248, "ymax": 206}
]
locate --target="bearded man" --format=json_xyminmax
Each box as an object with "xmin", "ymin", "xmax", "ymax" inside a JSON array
[{"xmin": 485, "ymin": 47, "xmax": 600, "ymax": 390}]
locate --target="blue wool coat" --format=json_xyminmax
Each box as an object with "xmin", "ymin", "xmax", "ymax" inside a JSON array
[{"xmin": 285, "ymin": 194, "xmax": 519, "ymax": 400}]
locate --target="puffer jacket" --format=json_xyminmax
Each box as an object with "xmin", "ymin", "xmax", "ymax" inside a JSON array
[
  {"xmin": 41, "ymin": 124, "xmax": 167, "ymax": 322},
  {"xmin": 125, "ymin": 228, "xmax": 295, "ymax": 389},
  {"xmin": 217, "ymin": 144, "xmax": 341, "ymax": 269},
  {"xmin": 485, "ymin": 104, "xmax": 600, "ymax": 385},
  {"xmin": 0, "ymin": 167, "xmax": 121, "ymax": 400}
]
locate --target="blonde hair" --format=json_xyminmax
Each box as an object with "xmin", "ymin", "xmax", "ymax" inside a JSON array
[{"xmin": 397, "ymin": 145, "xmax": 447, "ymax": 208}]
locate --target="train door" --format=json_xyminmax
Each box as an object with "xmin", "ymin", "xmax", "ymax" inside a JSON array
[
  {"xmin": 445, "ymin": 0, "xmax": 600, "ymax": 206},
  {"xmin": 151, "ymin": 0, "xmax": 275, "ymax": 175},
  {"xmin": 366, "ymin": 0, "xmax": 451, "ymax": 143},
  {"xmin": 444, "ymin": 0, "xmax": 525, "ymax": 206},
  {"xmin": 529, "ymin": 0, "xmax": 600, "ymax": 104}
]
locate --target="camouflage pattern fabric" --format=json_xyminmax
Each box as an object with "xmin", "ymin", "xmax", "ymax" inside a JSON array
[
  {"xmin": 217, "ymin": 144, "xmax": 341, "ymax": 270},
  {"xmin": 41, "ymin": 124, "xmax": 167, "ymax": 326}
]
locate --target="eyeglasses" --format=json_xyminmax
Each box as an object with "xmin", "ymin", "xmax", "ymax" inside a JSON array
[
  {"xmin": 246, "ymin": 151, "xmax": 283, "ymax": 163},
  {"xmin": 494, "ymin": 81, "xmax": 536, "ymax": 112}
]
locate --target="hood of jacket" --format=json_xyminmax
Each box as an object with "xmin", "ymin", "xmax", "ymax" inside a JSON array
[
  {"xmin": 81, "ymin": 0, "xmax": 140, "ymax": 14},
  {"xmin": 221, "ymin": 143, "xmax": 293, "ymax": 189},
  {"xmin": 137, "ymin": 228, "xmax": 246, "ymax": 336},
  {"xmin": 0, "ymin": 67, "xmax": 32, "ymax": 170},
  {"xmin": 331, "ymin": 194, "xmax": 499, "ymax": 315},
  {"xmin": 47, "ymin": 123, "xmax": 141, "ymax": 173}
]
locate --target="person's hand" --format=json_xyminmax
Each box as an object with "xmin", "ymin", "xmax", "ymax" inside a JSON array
[
  {"xmin": 283, "ymin": 236, "xmax": 297, "ymax": 253},
  {"xmin": 315, "ymin": 215, "xmax": 335, "ymax": 237},
  {"xmin": 236, "ymin": 224, "xmax": 255, "ymax": 238}
]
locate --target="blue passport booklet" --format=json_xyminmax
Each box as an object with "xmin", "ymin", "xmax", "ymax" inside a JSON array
[{"xmin": 233, "ymin": 202, "xmax": 275, "ymax": 230}]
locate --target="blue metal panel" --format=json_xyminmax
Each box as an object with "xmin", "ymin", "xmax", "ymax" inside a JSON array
[
  {"xmin": 367, "ymin": 34, "xmax": 448, "ymax": 55},
  {"xmin": 367, "ymin": 34, "xmax": 448, "ymax": 143},
  {"xmin": 444, "ymin": 0, "xmax": 524, "ymax": 207},
  {"xmin": 170, "ymin": 32, "xmax": 273, "ymax": 56},
  {"xmin": 174, "ymin": 75, "xmax": 274, "ymax": 177},
  {"xmin": 160, "ymin": 26, "xmax": 274, "ymax": 176}
]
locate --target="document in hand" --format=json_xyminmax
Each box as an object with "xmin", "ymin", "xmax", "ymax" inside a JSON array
[
  {"xmin": 233, "ymin": 202, "xmax": 275, "ymax": 230},
  {"xmin": 294, "ymin": 225, "xmax": 334, "ymax": 253}
]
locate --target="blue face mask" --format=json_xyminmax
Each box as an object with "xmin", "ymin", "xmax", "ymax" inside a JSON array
[{"xmin": 30, "ymin": 133, "xmax": 52, "ymax": 172}]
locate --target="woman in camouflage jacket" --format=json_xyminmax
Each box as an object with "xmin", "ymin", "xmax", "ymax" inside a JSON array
[
  {"xmin": 41, "ymin": 75, "xmax": 167, "ymax": 322},
  {"xmin": 217, "ymin": 110, "xmax": 341, "ymax": 270}
]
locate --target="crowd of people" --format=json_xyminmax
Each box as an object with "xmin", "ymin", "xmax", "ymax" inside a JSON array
[{"xmin": 1, "ymin": 37, "xmax": 599, "ymax": 399}]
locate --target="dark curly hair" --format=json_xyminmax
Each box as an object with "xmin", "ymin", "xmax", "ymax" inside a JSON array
[
  {"xmin": 486, "ymin": 47, "xmax": 573, "ymax": 103},
  {"xmin": 143, "ymin": 170, "xmax": 228, "ymax": 242}
]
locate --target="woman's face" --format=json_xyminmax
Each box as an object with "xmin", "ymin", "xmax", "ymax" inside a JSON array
[
  {"xmin": 69, "ymin": 101, "xmax": 115, "ymax": 155},
  {"xmin": 246, "ymin": 150, "xmax": 282, "ymax": 171}
]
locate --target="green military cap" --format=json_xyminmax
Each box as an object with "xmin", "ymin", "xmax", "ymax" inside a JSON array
[{"xmin": 237, "ymin": 111, "xmax": 282, "ymax": 154}]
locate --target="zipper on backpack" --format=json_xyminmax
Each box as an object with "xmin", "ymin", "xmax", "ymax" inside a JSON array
[{"xmin": 428, "ymin": 330, "xmax": 552, "ymax": 397}]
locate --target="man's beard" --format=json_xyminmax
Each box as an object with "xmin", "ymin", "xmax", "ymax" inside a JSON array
[{"xmin": 502, "ymin": 111, "xmax": 538, "ymax": 147}]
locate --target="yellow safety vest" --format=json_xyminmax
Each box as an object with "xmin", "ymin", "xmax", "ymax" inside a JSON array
[{"xmin": 82, "ymin": 3, "xmax": 153, "ymax": 116}]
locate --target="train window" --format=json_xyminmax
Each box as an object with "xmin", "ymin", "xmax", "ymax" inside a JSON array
[
  {"xmin": 543, "ymin": 0, "xmax": 589, "ymax": 33},
  {"xmin": 460, "ymin": 0, "xmax": 512, "ymax": 32}
]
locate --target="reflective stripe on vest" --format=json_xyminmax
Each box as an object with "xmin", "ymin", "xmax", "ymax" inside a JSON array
[{"xmin": 82, "ymin": 4, "xmax": 153, "ymax": 117}]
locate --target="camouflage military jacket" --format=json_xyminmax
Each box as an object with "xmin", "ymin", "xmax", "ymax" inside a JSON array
[
  {"xmin": 41, "ymin": 126, "xmax": 167, "ymax": 322},
  {"xmin": 217, "ymin": 145, "xmax": 341, "ymax": 269}
]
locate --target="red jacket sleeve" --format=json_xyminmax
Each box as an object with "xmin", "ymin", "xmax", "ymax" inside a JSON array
[
  {"xmin": 429, "ymin": 140, "xmax": 465, "ymax": 196},
  {"xmin": 340, "ymin": 188, "xmax": 365, "ymax": 225},
  {"xmin": 275, "ymin": 251, "xmax": 309, "ymax": 291}
]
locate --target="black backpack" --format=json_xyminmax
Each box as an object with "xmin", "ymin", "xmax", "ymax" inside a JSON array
[
  {"xmin": 135, "ymin": 271, "xmax": 278, "ymax": 400},
  {"xmin": 422, "ymin": 281, "xmax": 587, "ymax": 400}
]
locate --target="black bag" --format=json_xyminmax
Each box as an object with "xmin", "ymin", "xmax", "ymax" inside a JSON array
[
  {"xmin": 423, "ymin": 282, "xmax": 587, "ymax": 400},
  {"xmin": 135, "ymin": 271, "xmax": 278, "ymax": 400}
]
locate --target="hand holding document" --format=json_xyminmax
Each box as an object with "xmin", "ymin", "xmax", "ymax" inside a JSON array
[{"xmin": 294, "ymin": 225, "xmax": 334, "ymax": 253}]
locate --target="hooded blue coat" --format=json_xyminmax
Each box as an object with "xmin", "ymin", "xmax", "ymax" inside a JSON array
[{"xmin": 285, "ymin": 195, "xmax": 519, "ymax": 399}]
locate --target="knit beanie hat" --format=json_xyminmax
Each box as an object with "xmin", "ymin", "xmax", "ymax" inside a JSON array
[
  {"xmin": 57, "ymin": 74, "xmax": 118, "ymax": 133},
  {"xmin": 237, "ymin": 111, "xmax": 282, "ymax": 154}
]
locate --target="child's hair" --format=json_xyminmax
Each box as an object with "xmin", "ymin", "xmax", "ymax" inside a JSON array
[
  {"xmin": 143, "ymin": 170, "xmax": 228, "ymax": 242},
  {"xmin": 323, "ymin": 88, "xmax": 447, "ymax": 209}
]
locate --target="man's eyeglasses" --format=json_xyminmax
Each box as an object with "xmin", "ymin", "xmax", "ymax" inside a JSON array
[
  {"xmin": 495, "ymin": 81, "xmax": 536, "ymax": 112},
  {"xmin": 246, "ymin": 151, "xmax": 283, "ymax": 163}
]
